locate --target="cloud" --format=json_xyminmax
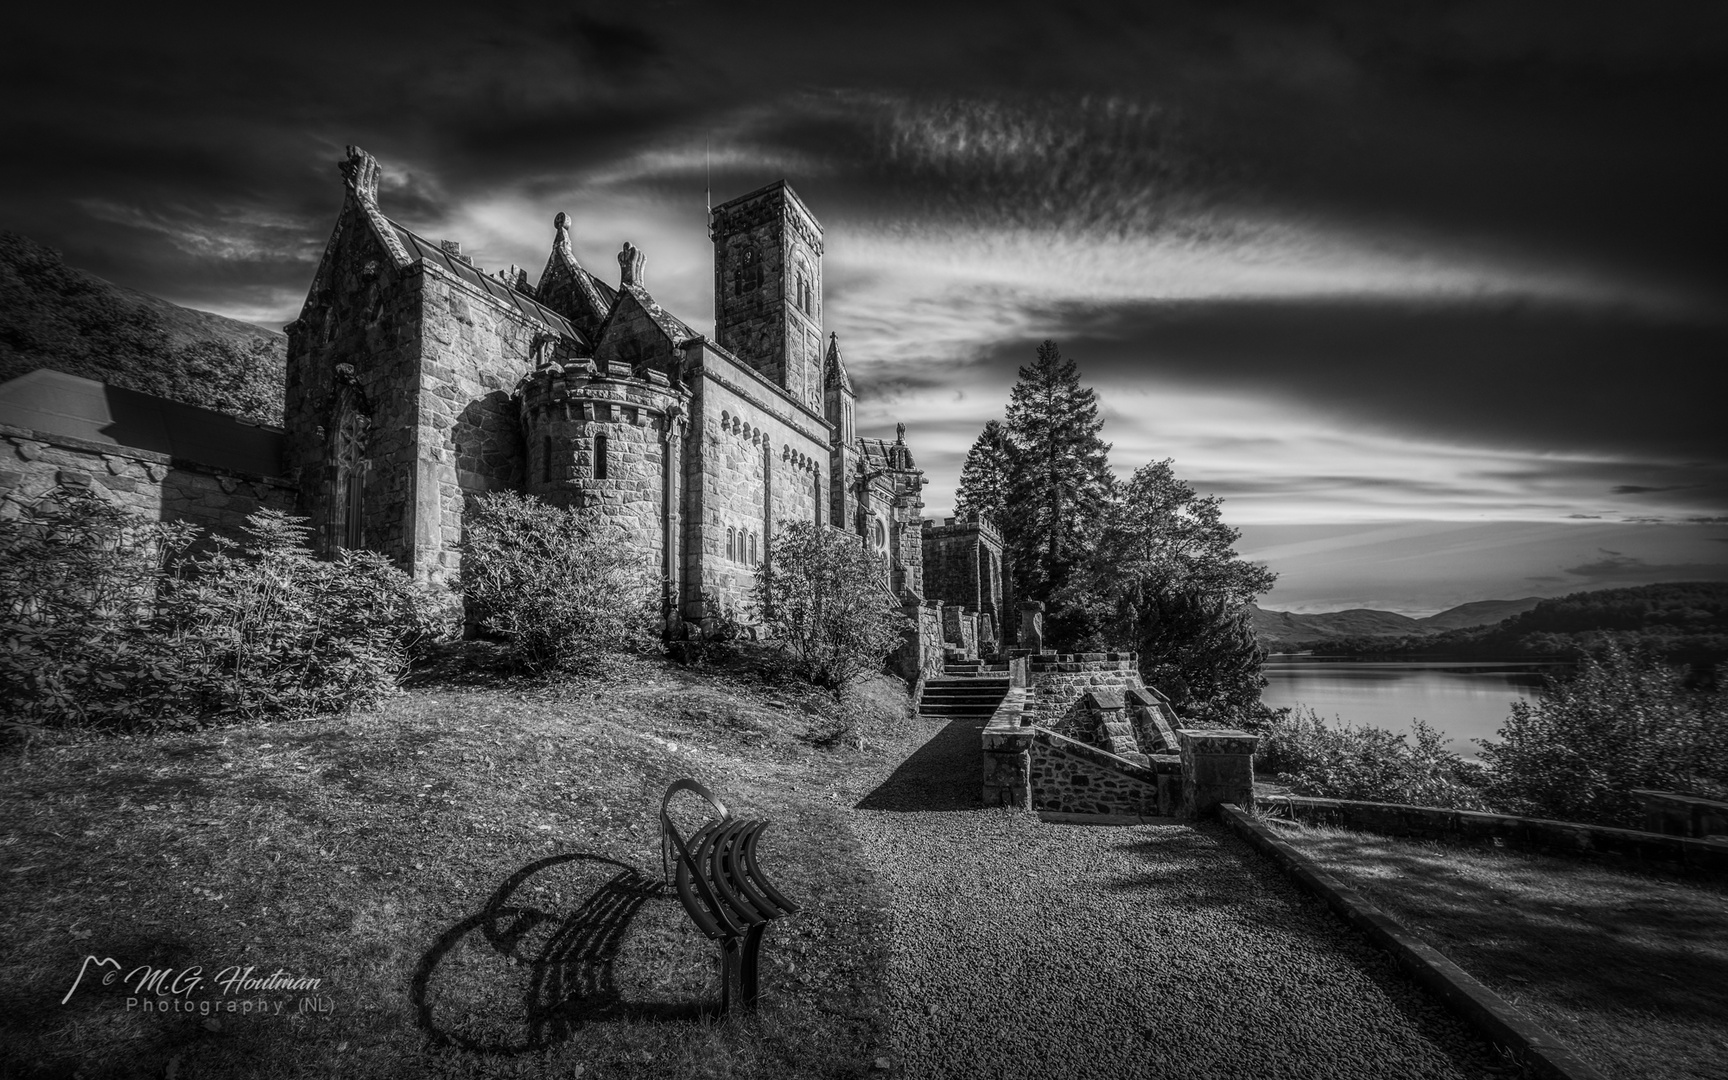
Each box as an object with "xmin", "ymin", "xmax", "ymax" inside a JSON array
[{"xmin": 1561, "ymin": 550, "xmax": 1728, "ymax": 582}]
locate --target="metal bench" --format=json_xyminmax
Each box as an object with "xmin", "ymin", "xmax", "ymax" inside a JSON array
[{"xmin": 659, "ymin": 779, "xmax": 800, "ymax": 1015}]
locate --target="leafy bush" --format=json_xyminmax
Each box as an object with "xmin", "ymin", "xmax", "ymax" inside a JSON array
[
  {"xmin": 1477, "ymin": 641, "xmax": 1728, "ymax": 826},
  {"xmin": 750, "ymin": 520, "xmax": 909, "ymax": 695},
  {"xmin": 165, "ymin": 512, "xmax": 449, "ymax": 722},
  {"xmin": 1, "ymin": 490, "xmax": 450, "ymax": 734},
  {"xmin": 0, "ymin": 487, "xmax": 195, "ymax": 731},
  {"xmin": 457, "ymin": 491, "xmax": 659, "ymax": 674},
  {"xmin": 1257, "ymin": 707, "xmax": 1489, "ymax": 810}
]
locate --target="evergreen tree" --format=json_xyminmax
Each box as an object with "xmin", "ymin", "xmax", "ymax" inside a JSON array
[
  {"xmin": 1001, "ymin": 340, "xmax": 1115, "ymax": 629},
  {"xmin": 954, "ymin": 419, "xmax": 1012, "ymax": 521}
]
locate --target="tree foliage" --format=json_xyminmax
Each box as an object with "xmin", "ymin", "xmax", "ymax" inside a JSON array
[
  {"xmin": 1476, "ymin": 640, "xmax": 1728, "ymax": 825},
  {"xmin": 954, "ymin": 419, "xmax": 1012, "ymax": 521},
  {"xmin": 457, "ymin": 491, "xmax": 659, "ymax": 674},
  {"xmin": 1257, "ymin": 708, "xmax": 1490, "ymax": 810},
  {"xmin": 0, "ymin": 231, "xmax": 285, "ymax": 426},
  {"xmin": 1060, "ymin": 459, "xmax": 1277, "ymax": 722},
  {"xmin": 751, "ymin": 521, "xmax": 910, "ymax": 695},
  {"xmin": 1000, "ymin": 340, "xmax": 1114, "ymax": 620}
]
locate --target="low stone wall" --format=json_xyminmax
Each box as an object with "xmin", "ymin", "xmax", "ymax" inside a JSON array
[
  {"xmin": 1263, "ymin": 795, "xmax": 1728, "ymax": 874},
  {"xmin": 1022, "ymin": 652, "xmax": 1145, "ymax": 735},
  {"xmin": 1634, "ymin": 789, "xmax": 1728, "ymax": 839},
  {"xmin": 2, "ymin": 424, "xmax": 297, "ymax": 536},
  {"xmin": 1028, "ymin": 728, "xmax": 1174, "ymax": 817},
  {"xmin": 980, "ymin": 687, "xmax": 1032, "ymax": 808}
]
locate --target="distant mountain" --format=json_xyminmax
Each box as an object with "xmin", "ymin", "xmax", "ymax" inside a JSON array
[
  {"xmin": 1252, "ymin": 596, "xmax": 1543, "ymax": 648},
  {"xmin": 1257, "ymin": 584, "xmax": 1728, "ymax": 671},
  {"xmin": 0, "ymin": 230, "xmax": 285, "ymax": 427}
]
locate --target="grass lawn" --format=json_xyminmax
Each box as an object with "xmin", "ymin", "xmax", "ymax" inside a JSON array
[
  {"xmin": 0, "ymin": 655, "xmax": 919, "ymax": 1080},
  {"xmin": 1266, "ymin": 818, "xmax": 1728, "ymax": 1080}
]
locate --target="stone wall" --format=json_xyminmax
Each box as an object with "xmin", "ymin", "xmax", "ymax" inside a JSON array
[
  {"xmin": 681, "ymin": 341, "xmax": 831, "ymax": 623},
  {"xmin": 921, "ymin": 515, "xmax": 1004, "ymax": 635},
  {"xmin": 1022, "ymin": 653, "xmax": 1147, "ymax": 735},
  {"xmin": 895, "ymin": 599, "xmax": 945, "ymax": 682},
  {"xmin": 519, "ymin": 360, "xmax": 689, "ymax": 596},
  {"xmin": 413, "ymin": 262, "xmax": 542, "ymax": 582},
  {"xmin": 1, "ymin": 425, "xmax": 296, "ymax": 534},
  {"xmin": 283, "ymin": 194, "xmax": 425, "ymax": 567},
  {"xmin": 1028, "ymin": 729, "xmax": 1177, "ymax": 817},
  {"xmin": 709, "ymin": 182, "xmax": 825, "ymax": 407}
]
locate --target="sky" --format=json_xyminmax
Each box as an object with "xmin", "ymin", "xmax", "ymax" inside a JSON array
[{"xmin": 3, "ymin": 1, "xmax": 1724, "ymax": 614}]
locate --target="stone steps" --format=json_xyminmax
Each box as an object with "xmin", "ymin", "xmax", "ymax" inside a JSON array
[{"xmin": 917, "ymin": 674, "xmax": 1010, "ymax": 720}]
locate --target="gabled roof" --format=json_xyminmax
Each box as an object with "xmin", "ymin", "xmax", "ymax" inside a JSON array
[
  {"xmin": 387, "ymin": 222, "xmax": 585, "ymax": 345},
  {"xmin": 613, "ymin": 283, "xmax": 701, "ymax": 348},
  {"xmin": 536, "ymin": 211, "xmax": 616, "ymax": 335}
]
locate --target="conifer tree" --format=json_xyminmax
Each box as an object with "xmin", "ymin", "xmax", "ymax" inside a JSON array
[
  {"xmin": 1001, "ymin": 340, "xmax": 1115, "ymax": 626},
  {"xmin": 954, "ymin": 420, "xmax": 1012, "ymax": 521}
]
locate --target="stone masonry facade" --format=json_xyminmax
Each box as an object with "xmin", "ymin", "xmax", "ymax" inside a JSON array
[{"xmin": 0, "ymin": 146, "xmax": 997, "ymax": 677}]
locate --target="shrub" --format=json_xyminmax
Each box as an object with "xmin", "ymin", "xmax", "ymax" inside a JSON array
[
  {"xmin": 0, "ymin": 487, "xmax": 195, "ymax": 732},
  {"xmin": 164, "ymin": 512, "xmax": 444, "ymax": 723},
  {"xmin": 1, "ymin": 491, "xmax": 449, "ymax": 733},
  {"xmin": 457, "ymin": 491, "xmax": 659, "ymax": 674},
  {"xmin": 1477, "ymin": 641, "xmax": 1728, "ymax": 826},
  {"xmin": 1258, "ymin": 707, "xmax": 1489, "ymax": 810},
  {"xmin": 750, "ymin": 520, "xmax": 909, "ymax": 695}
]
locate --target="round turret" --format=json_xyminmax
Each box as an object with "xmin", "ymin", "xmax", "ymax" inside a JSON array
[{"xmin": 517, "ymin": 359, "xmax": 690, "ymax": 564}]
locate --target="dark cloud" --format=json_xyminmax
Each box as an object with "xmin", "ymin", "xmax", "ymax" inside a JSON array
[
  {"xmin": 1561, "ymin": 550, "xmax": 1728, "ymax": 582},
  {"xmin": 1026, "ymin": 297, "xmax": 1727, "ymax": 465}
]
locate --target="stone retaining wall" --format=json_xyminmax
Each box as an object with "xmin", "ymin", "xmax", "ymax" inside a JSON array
[
  {"xmin": 1263, "ymin": 795, "xmax": 1728, "ymax": 874},
  {"xmin": 2, "ymin": 424, "xmax": 297, "ymax": 536},
  {"xmin": 1633, "ymin": 789, "xmax": 1728, "ymax": 839},
  {"xmin": 1028, "ymin": 728, "xmax": 1174, "ymax": 817}
]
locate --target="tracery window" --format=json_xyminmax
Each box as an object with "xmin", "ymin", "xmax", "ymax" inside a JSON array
[{"xmin": 331, "ymin": 394, "xmax": 370, "ymax": 552}]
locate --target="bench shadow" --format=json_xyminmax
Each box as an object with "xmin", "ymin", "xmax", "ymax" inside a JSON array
[
  {"xmin": 855, "ymin": 713, "xmax": 988, "ymax": 812},
  {"xmin": 410, "ymin": 852, "xmax": 706, "ymax": 1056}
]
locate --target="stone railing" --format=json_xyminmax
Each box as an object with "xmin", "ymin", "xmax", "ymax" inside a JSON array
[
  {"xmin": 1263, "ymin": 795, "xmax": 1728, "ymax": 873},
  {"xmin": 1632, "ymin": 789, "xmax": 1728, "ymax": 839}
]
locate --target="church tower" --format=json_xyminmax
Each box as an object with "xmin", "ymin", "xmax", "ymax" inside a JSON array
[{"xmin": 709, "ymin": 182, "xmax": 825, "ymax": 412}]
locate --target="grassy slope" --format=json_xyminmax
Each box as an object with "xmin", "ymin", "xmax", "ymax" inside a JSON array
[
  {"xmin": 1269, "ymin": 820, "xmax": 1728, "ymax": 1080},
  {"xmin": 0, "ymin": 658, "xmax": 919, "ymax": 1080}
]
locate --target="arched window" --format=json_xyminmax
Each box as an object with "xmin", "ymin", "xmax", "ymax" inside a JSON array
[
  {"xmin": 594, "ymin": 434, "xmax": 609, "ymax": 480},
  {"xmin": 727, "ymin": 526, "xmax": 736, "ymax": 562},
  {"xmin": 812, "ymin": 473, "xmax": 822, "ymax": 528},
  {"xmin": 331, "ymin": 392, "xmax": 369, "ymax": 552},
  {"xmin": 749, "ymin": 532, "xmax": 759, "ymax": 566}
]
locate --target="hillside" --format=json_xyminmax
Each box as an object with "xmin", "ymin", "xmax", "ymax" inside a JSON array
[
  {"xmin": 0, "ymin": 230, "xmax": 286, "ymax": 427},
  {"xmin": 1261, "ymin": 583, "xmax": 1728, "ymax": 669},
  {"xmin": 1252, "ymin": 597, "xmax": 1541, "ymax": 648}
]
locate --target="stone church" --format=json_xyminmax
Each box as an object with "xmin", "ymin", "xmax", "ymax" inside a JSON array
[
  {"xmin": 286, "ymin": 147, "xmax": 996, "ymax": 650},
  {"xmin": 0, "ymin": 146, "xmax": 1004, "ymax": 668}
]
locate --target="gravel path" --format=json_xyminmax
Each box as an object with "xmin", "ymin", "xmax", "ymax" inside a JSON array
[{"xmin": 846, "ymin": 715, "xmax": 1518, "ymax": 1080}]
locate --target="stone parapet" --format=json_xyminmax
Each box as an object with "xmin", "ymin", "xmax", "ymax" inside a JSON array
[
  {"xmin": 1266, "ymin": 795, "xmax": 1728, "ymax": 874},
  {"xmin": 980, "ymin": 687, "xmax": 1032, "ymax": 808},
  {"xmin": 1022, "ymin": 652, "xmax": 1146, "ymax": 734},
  {"xmin": 1177, "ymin": 728, "xmax": 1259, "ymax": 819},
  {"xmin": 1633, "ymin": 789, "xmax": 1728, "ymax": 839},
  {"xmin": 1028, "ymin": 728, "xmax": 1173, "ymax": 817}
]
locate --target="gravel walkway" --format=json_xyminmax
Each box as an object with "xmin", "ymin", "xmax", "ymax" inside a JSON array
[{"xmin": 846, "ymin": 715, "xmax": 1519, "ymax": 1080}]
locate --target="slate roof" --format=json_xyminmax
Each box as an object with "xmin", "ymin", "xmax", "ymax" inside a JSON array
[
  {"xmin": 0, "ymin": 369, "xmax": 283, "ymax": 477},
  {"xmin": 388, "ymin": 222, "xmax": 586, "ymax": 346}
]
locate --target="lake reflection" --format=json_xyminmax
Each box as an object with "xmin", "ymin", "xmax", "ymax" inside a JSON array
[{"xmin": 1260, "ymin": 660, "xmax": 1562, "ymax": 757}]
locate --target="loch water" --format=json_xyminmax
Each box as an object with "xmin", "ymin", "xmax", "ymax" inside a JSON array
[{"xmin": 1259, "ymin": 659, "xmax": 1562, "ymax": 758}]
